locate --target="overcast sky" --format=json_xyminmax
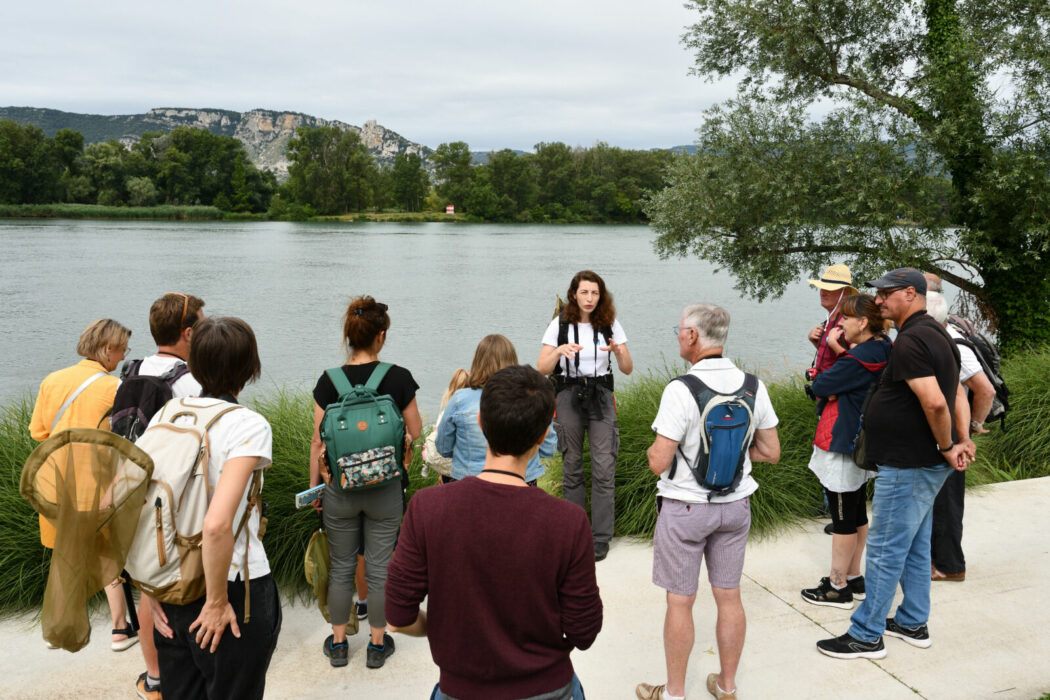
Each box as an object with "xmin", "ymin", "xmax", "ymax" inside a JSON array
[{"xmin": 2, "ymin": 0, "xmax": 739, "ymax": 151}]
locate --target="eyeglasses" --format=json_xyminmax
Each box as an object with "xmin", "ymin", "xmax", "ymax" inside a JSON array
[
  {"xmin": 672, "ymin": 325, "xmax": 696, "ymax": 336},
  {"xmin": 875, "ymin": 287, "xmax": 905, "ymax": 300}
]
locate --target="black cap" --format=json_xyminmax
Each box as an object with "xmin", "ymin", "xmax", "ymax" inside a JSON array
[{"xmin": 866, "ymin": 267, "xmax": 927, "ymax": 295}]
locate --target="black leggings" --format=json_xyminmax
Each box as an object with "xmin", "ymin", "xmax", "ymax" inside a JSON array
[{"xmin": 825, "ymin": 484, "xmax": 868, "ymax": 535}]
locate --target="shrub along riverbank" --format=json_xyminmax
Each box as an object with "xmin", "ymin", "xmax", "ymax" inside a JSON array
[
  {"xmin": 2, "ymin": 347, "xmax": 1047, "ymax": 613},
  {"xmin": 0, "ymin": 203, "xmax": 230, "ymax": 220}
]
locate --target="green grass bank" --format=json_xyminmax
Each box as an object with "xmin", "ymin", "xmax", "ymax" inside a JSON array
[
  {"xmin": 2, "ymin": 347, "xmax": 1047, "ymax": 614},
  {"xmin": 0, "ymin": 203, "xmax": 232, "ymax": 220}
]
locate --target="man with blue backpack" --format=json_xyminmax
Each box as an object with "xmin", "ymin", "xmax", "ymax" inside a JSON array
[{"xmin": 636, "ymin": 303, "xmax": 780, "ymax": 700}]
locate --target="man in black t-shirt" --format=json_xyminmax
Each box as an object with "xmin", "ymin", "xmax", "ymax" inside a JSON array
[{"xmin": 817, "ymin": 268, "xmax": 976, "ymax": 660}]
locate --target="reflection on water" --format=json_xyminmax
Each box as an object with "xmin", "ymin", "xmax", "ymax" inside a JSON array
[{"xmin": 2, "ymin": 219, "xmax": 821, "ymax": 418}]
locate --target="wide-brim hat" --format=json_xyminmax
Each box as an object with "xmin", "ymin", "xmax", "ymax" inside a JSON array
[{"xmin": 808, "ymin": 264, "xmax": 858, "ymax": 294}]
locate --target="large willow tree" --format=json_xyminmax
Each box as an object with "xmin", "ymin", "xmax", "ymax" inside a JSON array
[{"xmin": 647, "ymin": 0, "xmax": 1050, "ymax": 351}]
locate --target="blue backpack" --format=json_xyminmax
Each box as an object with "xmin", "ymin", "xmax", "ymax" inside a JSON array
[{"xmin": 669, "ymin": 373, "xmax": 759, "ymax": 499}]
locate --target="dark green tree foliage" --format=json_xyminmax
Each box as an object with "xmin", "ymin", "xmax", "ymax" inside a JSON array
[
  {"xmin": 0, "ymin": 121, "xmax": 274, "ymax": 211},
  {"xmin": 0, "ymin": 121, "xmax": 65, "ymax": 204},
  {"xmin": 646, "ymin": 0, "xmax": 1050, "ymax": 350},
  {"xmin": 534, "ymin": 141, "xmax": 575, "ymax": 213},
  {"xmin": 431, "ymin": 141, "xmax": 475, "ymax": 212},
  {"xmin": 286, "ymin": 126, "xmax": 378, "ymax": 214},
  {"xmin": 434, "ymin": 140, "xmax": 672, "ymax": 222},
  {"xmin": 390, "ymin": 152, "xmax": 430, "ymax": 212},
  {"xmin": 485, "ymin": 149, "xmax": 538, "ymax": 218}
]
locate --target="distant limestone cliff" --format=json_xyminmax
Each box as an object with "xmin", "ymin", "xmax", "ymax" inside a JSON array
[{"xmin": 0, "ymin": 106, "xmax": 432, "ymax": 178}]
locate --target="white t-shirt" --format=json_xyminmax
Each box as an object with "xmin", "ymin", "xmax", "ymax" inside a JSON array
[
  {"xmin": 541, "ymin": 318, "xmax": 627, "ymax": 377},
  {"xmin": 651, "ymin": 357, "xmax": 778, "ymax": 503},
  {"xmin": 137, "ymin": 354, "xmax": 203, "ymax": 398},
  {"xmin": 946, "ymin": 326, "xmax": 983, "ymax": 386},
  {"xmin": 149, "ymin": 398, "xmax": 273, "ymax": 581}
]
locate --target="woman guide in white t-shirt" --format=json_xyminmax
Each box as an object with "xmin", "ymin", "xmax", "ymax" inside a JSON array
[{"xmin": 538, "ymin": 270, "xmax": 632, "ymax": 562}]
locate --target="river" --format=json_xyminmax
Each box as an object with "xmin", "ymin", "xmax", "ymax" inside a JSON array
[{"xmin": 2, "ymin": 219, "xmax": 829, "ymax": 419}]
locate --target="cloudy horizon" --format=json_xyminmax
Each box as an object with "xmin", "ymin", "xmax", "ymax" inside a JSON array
[{"xmin": 3, "ymin": 0, "xmax": 739, "ymax": 152}]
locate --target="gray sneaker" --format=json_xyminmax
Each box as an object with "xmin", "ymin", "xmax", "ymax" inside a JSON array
[
  {"xmin": 366, "ymin": 632, "xmax": 395, "ymax": 668},
  {"xmin": 323, "ymin": 634, "xmax": 349, "ymax": 667},
  {"xmin": 884, "ymin": 617, "xmax": 931, "ymax": 648}
]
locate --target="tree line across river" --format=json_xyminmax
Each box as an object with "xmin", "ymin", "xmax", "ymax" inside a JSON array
[{"xmin": 0, "ymin": 120, "xmax": 675, "ymax": 223}]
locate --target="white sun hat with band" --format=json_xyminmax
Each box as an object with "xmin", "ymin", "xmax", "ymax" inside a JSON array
[{"xmin": 807, "ymin": 264, "xmax": 858, "ymax": 294}]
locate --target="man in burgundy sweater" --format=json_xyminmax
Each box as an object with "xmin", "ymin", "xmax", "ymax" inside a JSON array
[{"xmin": 386, "ymin": 365, "xmax": 603, "ymax": 700}]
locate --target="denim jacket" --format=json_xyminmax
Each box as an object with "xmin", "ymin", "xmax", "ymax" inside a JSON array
[{"xmin": 435, "ymin": 387, "xmax": 557, "ymax": 482}]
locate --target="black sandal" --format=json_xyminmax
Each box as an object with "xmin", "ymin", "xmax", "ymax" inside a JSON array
[{"xmin": 111, "ymin": 624, "xmax": 139, "ymax": 651}]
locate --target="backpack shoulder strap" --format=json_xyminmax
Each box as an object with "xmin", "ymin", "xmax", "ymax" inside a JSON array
[
  {"xmin": 677, "ymin": 373, "xmax": 712, "ymax": 400},
  {"xmin": 155, "ymin": 398, "xmax": 242, "ymax": 429},
  {"xmin": 203, "ymin": 403, "xmax": 244, "ymax": 431},
  {"xmin": 740, "ymin": 373, "xmax": 759, "ymax": 407},
  {"xmin": 51, "ymin": 371, "xmax": 107, "ymax": 433},
  {"xmin": 158, "ymin": 361, "xmax": 190, "ymax": 384},
  {"xmin": 365, "ymin": 362, "xmax": 393, "ymax": 392},
  {"xmin": 325, "ymin": 367, "xmax": 355, "ymax": 399},
  {"xmin": 553, "ymin": 317, "xmax": 570, "ymax": 376},
  {"xmin": 119, "ymin": 359, "xmax": 142, "ymax": 381},
  {"xmin": 668, "ymin": 374, "xmax": 714, "ymax": 479}
]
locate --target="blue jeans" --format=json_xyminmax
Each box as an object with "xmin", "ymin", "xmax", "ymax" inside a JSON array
[
  {"xmin": 848, "ymin": 464, "xmax": 951, "ymax": 642},
  {"xmin": 430, "ymin": 675, "xmax": 585, "ymax": 700}
]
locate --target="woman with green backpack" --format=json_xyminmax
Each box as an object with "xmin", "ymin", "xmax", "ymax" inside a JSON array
[{"xmin": 309, "ymin": 296, "xmax": 422, "ymax": 669}]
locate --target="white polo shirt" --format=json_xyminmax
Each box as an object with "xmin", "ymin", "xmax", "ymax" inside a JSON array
[{"xmin": 651, "ymin": 357, "xmax": 778, "ymax": 504}]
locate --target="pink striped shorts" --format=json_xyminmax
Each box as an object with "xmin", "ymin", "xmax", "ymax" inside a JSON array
[{"xmin": 652, "ymin": 496, "xmax": 751, "ymax": 593}]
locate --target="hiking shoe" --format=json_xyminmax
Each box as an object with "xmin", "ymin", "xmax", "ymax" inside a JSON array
[
  {"xmin": 801, "ymin": 577, "xmax": 854, "ymax": 609},
  {"xmin": 847, "ymin": 575, "xmax": 866, "ymax": 600},
  {"xmin": 594, "ymin": 541, "xmax": 609, "ymax": 562},
  {"xmin": 706, "ymin": 673, "xmax": 737, "ymax": 699},
  {"xmin": 135, "ymin": 672, "xmax": 161, "ymax": 700},
  {"xmin": 355, "ymin": 600, "xmax": 368, "ymax": 620},
  {"xmin": 884, "ymin": 617, "xmax": 932, "ymax": 648},
  {"xmin": 111, "ymin": 625, "xmax": 139, "ymax": 652},
  {"xmin": 816, "ymin": 632, "xmax": 886, "ymax": 659},
  {"xmin": 323, "ymin": 634, "xmax": 349, "ymax": 667},
  {"xmin": 635, "ymin": 683, "xmax": 666, "ymax": 700},
  {"xmin": 366, "ymin": 633, "xmax": 395, "ymax": 668}
]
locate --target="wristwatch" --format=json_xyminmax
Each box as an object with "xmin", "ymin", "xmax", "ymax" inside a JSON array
[
  {"xmin": 970, "ymin": 420, "xmax": 982, "ymax": 431},
  {"xmin": 937, "ymin": 441, "xmax": 955, "ymax": 452}
]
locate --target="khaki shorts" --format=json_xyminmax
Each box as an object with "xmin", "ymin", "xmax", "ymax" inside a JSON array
[{"xmin": 652, "ymin": 496, "xmax": 750, "ymax": 594}]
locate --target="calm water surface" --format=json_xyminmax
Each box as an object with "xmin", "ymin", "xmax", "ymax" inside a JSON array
[{"xmin": 2, "ymin": 219, "xmax": 826, "ymax": 419}]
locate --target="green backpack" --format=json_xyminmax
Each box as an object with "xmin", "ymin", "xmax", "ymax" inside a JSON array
[{"xmin": 319, "ymin": 364, "xmax": 405, "ymax": 491}]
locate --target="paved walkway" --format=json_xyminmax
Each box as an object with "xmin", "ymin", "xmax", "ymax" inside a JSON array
[{"xmin": 2, "ymin": 477, "xmax": 1047, "ymax": 699}]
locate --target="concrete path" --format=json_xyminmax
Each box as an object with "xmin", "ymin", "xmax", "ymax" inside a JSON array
[{"xmin": 2, "ymin": 477, "xmax": 1047, "ymax": 699}]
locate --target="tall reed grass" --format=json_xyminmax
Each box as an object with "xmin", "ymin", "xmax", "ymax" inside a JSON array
[
  {"xmin": 2, "ymin": 347, "xmax": 1047, "ymax": 612},
  {"xmin": 0, "ymin": 397, "xmax": 52, "ymax": 613}
]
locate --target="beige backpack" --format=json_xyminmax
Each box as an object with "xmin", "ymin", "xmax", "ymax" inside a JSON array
[{"xmin": 124, "ymin": 398, "xmax": 265, "ymax": 619}]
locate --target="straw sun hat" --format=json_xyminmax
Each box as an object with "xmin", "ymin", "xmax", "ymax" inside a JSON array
[{"xmin": 807, "ymin": 264, "xmax": 858, "ymax": 294}]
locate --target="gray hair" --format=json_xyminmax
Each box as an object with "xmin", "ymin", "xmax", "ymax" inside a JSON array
[
  {"xmin": 926, "ymin": 291, "xmax": 948, "ymax": 325},
  {"xmin": 682, "ymin": 303, "xmax": 730, "ymax": 348}
]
